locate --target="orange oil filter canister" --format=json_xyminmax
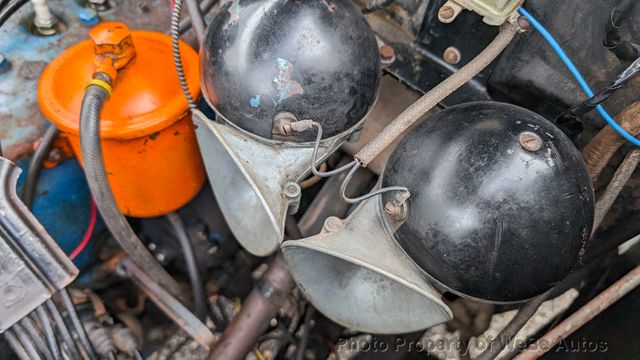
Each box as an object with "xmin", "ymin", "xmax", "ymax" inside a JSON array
[{"xmin": 37, "ymin": 23, "xmax": 205, "ymax": 218}]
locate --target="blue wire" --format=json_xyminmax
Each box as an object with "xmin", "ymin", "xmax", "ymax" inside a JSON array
[{"xmin": 517, "ymin": 7, "xmax": 640, "ymax": 147}]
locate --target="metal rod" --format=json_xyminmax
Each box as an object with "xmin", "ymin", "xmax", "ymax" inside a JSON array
[
  {"xmin": 354, "ymin": 20, "xmax": 520, "ymax": 166},
  {"xmin": 45, "ymin": 299, "xmax": 82, "ymax": 360},
  {"xmin": 4, "ymin": 329, "xmax": 31, "ymax": 360},
  {"xmin": 120, "ymin": 257, "xmax": 217, "ymax": 350},
  {"xmin": 59, "ymin": 289, "xmax": 99, "ymax": 360},
  {"xmin": 11, "ymin": 323, "xmax": 44, "ymax": 360},
  {"xmin": 515, "ymin": 265, "xmax": 640, "ymax": 360},
  {"xmin": 20, "ymin": 316, "xmax": 54, "ymax": 360},
  {"xmin": 36, "ymin": 306, "xmax": 63, "ymax": 360},
  {"xmin": 207, "ymin": 253, "xmax": 295, "ymax": 360},
  {"xmin": 593, "ymin": 149, "xmax": 640, "ymax": 231}
]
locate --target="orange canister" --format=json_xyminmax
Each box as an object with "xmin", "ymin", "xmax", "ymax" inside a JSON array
[{"xmin": 38, "ymin": 24, "xmax": 205, "ymax": 218}]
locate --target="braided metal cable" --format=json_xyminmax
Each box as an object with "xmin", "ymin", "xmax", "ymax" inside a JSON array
[{"xmin": 171, "ymin": 0, "xmax": 197, "ymax": 109}]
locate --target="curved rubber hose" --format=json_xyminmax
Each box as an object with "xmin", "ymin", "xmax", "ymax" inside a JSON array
[
  {"xmin": 23, "ymin": 125, "xmax": 58, "ymax": 209},
  {"xmin": 79, "ymin": 85, "xmax": 184, "ymax": 300},
  {"xmin": 166, "ymin": 212, "xmax": 208, "ymax": 321}
]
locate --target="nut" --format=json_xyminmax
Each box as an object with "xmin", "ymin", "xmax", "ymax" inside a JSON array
[
  {"xmin": 519, "ymin": 131, "xmax": 543, "ymax": 152},
  {"xmin": 443, "ymin": 47, "xmax": 461, "ymax": 65},
  {"xmin": 283, "ymin": 182, "xmax": 301, "ymax": 199},
  {"xmin": 384, "ymin": 200, "xmax": 408, "ymax": 222},
  {"xmin": 324, "ymin": 217, "xmax": 344, "ymax": 232}
]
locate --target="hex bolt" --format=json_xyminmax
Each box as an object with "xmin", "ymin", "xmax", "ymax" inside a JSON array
[
  {"xmin": 519, "ymin": 131, "xmax": 543, "ymax": 152},
  {"xmin": 443, "ymin": 47, "xmax": 461, "ymax": 65},
  {"xmin": 439, "ymin": 5, "xmax": 455, "ymax": 21}
]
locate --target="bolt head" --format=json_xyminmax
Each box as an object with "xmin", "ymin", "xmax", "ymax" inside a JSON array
[
  {"xmin": 439, "ymin": 5, "xmax": 455, "ymax": 20},
  {"xmin": 324, "ymin": 217, "xmax": 344, "ymax": 232},
  {"xmin": 443, "ymin": 47, "xmax": 461, "ymax": 65},
  {"xmin": 519, "ymin": 131, "xmax": 543, "ymax": 152},
  {"xmin": 283, "ymin": 182, "xmax": 301, "ymax": 199},
  {"xmin": 379, "ymin": 44, "xmax": 395, "ymax": 65}
]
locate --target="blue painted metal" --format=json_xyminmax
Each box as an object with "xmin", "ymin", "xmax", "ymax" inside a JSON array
[
  {"xmin": 16, "ymin": 158, "xmax": 102, "ymax": 269},
  {"xmin": 0, "ymin": 0, "xmax": 173, "ymax": 161}
]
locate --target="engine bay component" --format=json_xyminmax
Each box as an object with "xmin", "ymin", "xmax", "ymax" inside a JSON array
[
  {"xmin": 0, "ymin": 157, "xmax": 78, "ymax": 332},
  {"xmin": 195, "ymin": 0, "xmax": 381, "ymax": 256},
  {"xmin": 282, "ymin": 194, "xmax": 453, "ymax": 334},
  {"xmin": 439, "ymin": 0, "xmax": 524, "ymax": 26},
  {"xmin": 383, "ymin": 101, "xmax": 594, "ymax": 303},
  {"xmin": 38, "ymin": 22, "xmax": 204, "ymax": 218}
]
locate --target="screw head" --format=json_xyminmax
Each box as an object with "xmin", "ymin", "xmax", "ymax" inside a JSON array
[
  {"xmin": 519, "ymin": 131, "xmax": 543, "ymax": 152},
  {"xmin": 439, "ymin": 5, "xmax": 455, "ymax": 20},
  {"xmin": 443, "ymin": 47, "xmax": 461, "ymax": 65}
]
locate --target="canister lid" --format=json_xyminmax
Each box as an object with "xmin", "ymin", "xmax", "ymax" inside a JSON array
[{"xmin": 38, "ymin": 29, "xmax": 200, "ymax": 140}]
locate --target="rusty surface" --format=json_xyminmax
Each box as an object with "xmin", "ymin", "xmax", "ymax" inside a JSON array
[
  {"xmin": 581, "ymin": 101, "xmax": 640, "ymax": 181},
  {"xmin": 0, "ymin": 0, "xmax": 175, "ymax": 161},
  {"xmin": 515, "ymin": 265, "xmax": 640, "ymax": 360}
]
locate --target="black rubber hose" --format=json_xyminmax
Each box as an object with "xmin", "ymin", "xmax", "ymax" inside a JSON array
[
  {"xmin": 0, "ymin": 0, "xmax": 29, "ymax": 28},
  {"xmin": 4, "ymin": 329, "xmax": 30, "ymax": 360},
  {"xmin": 36, "ymin": 306, "xmax": 63, "ymax": 360},
  {"xmin": 45, "ymin": 299, "xmax": 83, "ymax": 360},
  {"xmin": 59, "ymin": 289, "xmax": 99, "ymax": 360},
  {"xmin": 79, "ymin": 85, "xmax": 184, "ymax": 300},
  {"xmin": 23, "ymin": 125, "xmax": 59, "ymax": 209},
  {"xmin": 604, "ymin": 0, "xmax": 640, "ymax": 61},
  {"xmin": 20, "ymin": 317, "xmax": 53, "ymax": 360},
  {"xmin": 166, "ymin": 212, "xmax": 208, "ymax": 321},
  {"xmin": 11, "ymin": 323, "xmax": 44, "ymax": 360}
]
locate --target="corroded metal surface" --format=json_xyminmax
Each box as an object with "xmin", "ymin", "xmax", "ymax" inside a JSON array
[{"xmin": 0, "ymin": 0, "xmax": 173, "ymax": 161}]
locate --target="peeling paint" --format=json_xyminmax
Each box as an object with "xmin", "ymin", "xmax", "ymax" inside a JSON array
[
  {"xmin": 250, "ymin": 95, "xmax": 261, "ymax": 108},
  {"xmin": 228, "ymin": 0, "xmax": 241, "ymax": 23},
  {"xmin": 321, "ymin": 0, "xmax": 336, "ymax": 12},
  {"xmin": 273, "ymin": 58, "xmax": 304, "ymax": 103}
]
